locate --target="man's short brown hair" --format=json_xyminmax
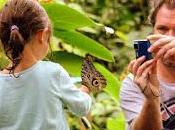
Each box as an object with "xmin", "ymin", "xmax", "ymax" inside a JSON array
[{"xmin": 149, "ymin": 0, "xmax": 175, "ymax": 26}]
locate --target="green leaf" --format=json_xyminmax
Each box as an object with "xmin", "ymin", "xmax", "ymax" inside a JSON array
[
  {"xmin": 0, "ymin": 52, "xmax": 9, "ymax": 69},
  {"xmin": 54, "ymin": 30, "xmax": 114, "ymax": 62},
  {"xmin": 50, "ymin": 51, "xmax": 82, "ymax": 76},
  {"xmin": 107, "ymin": 112, "xmax": 126, "ymax": 130},
  {"xmin": 116, "ymin": 31, "xmax": 128, "ymax": 42},
  {"xmin": 43, "ymin": 2, "xmax": 98, "ymax": 30},
  {"xmin": 94, "ymin": 63, "xmax": 121, "ymax": 100}
]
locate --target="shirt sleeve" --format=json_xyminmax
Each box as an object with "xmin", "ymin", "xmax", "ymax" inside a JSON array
[
  {"xmin": 55, "ymin": 64, "xmax": 92, "ymax": 117},
  {"xmin": 120, "ymin": 74, "xmax": 145, "ymax": 129}
]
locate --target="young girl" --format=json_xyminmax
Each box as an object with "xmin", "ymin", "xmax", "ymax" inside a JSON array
[{"xmin": 0, "ymin": 0, "xmax": 92, "ymax": 130}]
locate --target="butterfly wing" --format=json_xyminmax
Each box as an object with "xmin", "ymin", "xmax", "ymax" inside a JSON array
[{"xmin": 81, "ymin": 54, "xmax": 107, "ymax": 93}]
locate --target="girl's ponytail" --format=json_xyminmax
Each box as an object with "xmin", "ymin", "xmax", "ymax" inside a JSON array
[{"xmin": 7, "ymin": 25, "xmax": 24, "ymax": 74}]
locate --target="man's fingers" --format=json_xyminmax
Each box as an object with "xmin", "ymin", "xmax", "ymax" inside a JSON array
[
  {"xmin": 155, "ymin": 40, "xmax": 175, "ymax": 59},
  {"xmin": 140, "ymin": 65, "xmax": 152, "ymax": 80},
  {"xmin": 150, "ymin": 60, "xmax": 157, "ymax": 75},
  {"xmin": 132, "ymin": 56, "xmax": 145, "ymax": 75},
  {"xmin": 134, "ymin": 65, "xmax": 152, "ymax": 90},
  {"xmin": 147, "ymin": 34, "xmax": 165, "ymax": 42},
  {"xmin": 136, "ymin": 59, "xmax": 154, "ymax": 77},
  {"xmin": 147, "ymin": 34, "xmax": 165, "ymax": 39},
  {"xmin": 148, "ymin": 36, "xmax": 174, "ymax": 52},
  {"xmin": 164, "ymin": 47, "xmax": 175, "ymax": 59},
  {"xmin": 128, "ymin": 59, "xmax": 136, "ymax": 72}
]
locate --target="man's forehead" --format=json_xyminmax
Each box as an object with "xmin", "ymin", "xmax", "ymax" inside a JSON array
[
  {"xmin": 157, "ymin": 4, "xmax": 175, "ymax": 18},
  {"xmin": 155, "ymin": 4, "xmax": 175, "ymax": 25}
]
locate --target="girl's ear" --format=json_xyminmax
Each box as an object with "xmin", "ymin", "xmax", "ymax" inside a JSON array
[
  {"xmin": 36, "ymin": 30, "xmax": 44, "ymax": 44},
  {"xmin": 36, "ymin": 28, "xmax": 48, "ymax": 44}
]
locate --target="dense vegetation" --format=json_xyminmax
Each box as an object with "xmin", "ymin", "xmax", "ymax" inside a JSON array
[{"xmin": 0, "ymin": 0, "xmax": 151, "ymax": 130}]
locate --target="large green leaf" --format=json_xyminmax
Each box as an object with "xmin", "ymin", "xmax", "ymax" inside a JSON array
[
  {"xmin": 94, "ymin": 63, "xmax": 121, "ymax": 100},
  {"xmin": 54, "ymin": 30, "xmax": 114, "ymax": 62},
  {"xmin": 43, "ymin": 2, "xmax": 98, "ymax": 30},
  {"xmin": 42, "ymin": 2, "xmax": 114, "ymax": 62}
]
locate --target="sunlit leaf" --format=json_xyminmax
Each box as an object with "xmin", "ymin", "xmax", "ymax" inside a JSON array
[
  {"xmin": 107, "ymin": 112, "xmax": 125, "ymax": 130},
  {"xmin": 54, "ymin": 30, "xmax": 114, "ymax": 62},
  {"xmin": 43, "ymin": 2, "xmax": 98, "ymax": 30},
  {"xmin": 116, "ymin": 31, "xmax": 128, "ymax": 42}
]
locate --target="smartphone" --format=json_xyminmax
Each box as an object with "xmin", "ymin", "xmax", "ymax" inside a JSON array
[{"xmin": 133, "ymin": 39, "xmax": 153, "ymax": 60}]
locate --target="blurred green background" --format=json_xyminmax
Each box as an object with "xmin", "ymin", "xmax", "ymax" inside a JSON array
[{"xmin": 0, "ymin": 0, "xmax": 151, "ymax": 130}]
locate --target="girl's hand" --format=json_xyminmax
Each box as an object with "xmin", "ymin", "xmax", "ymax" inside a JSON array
[
  {"xmin": 79, "ymin": 85, "xmax": 90, "ymax": 94},
  {"xmin": 128, "ymin": 56, "xmax": 160, "ymax": 99}
]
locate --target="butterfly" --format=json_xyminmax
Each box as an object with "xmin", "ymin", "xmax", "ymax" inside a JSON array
[{"xmin": 81, "ymin": 54, "xmax": 107, "ymax": 93}]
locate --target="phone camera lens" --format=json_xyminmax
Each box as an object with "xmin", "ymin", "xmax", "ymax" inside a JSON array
[{"xmin": 134, "ymin": 44, "xmax": 138, "ymax": 50}]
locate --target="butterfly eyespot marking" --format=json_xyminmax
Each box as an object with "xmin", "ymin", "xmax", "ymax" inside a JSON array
[{"xmin": 92, "ymin": 80, "xmax": 99, "ymax": 87}]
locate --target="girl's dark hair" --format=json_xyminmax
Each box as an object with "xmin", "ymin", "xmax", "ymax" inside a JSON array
[
  {"xmin": 0, "ymin": 0, "xmax": 51, "ymax": 74},
  {"xmin": 149, "ymin": 0, "xmax": 175, "ymax": 26}
]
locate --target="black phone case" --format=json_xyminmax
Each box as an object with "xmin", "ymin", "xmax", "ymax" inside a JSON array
[{"xmin": 134, "ymin": 40, "xmax": 152, "ymax": 60}]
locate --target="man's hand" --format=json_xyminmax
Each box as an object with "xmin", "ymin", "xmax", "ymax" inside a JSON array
[
  {"xmin": 128, "ymin": 56, "xmax": 160, "ymax": 99},
  {"xmin": 128, "ymin": 57, "xmax": 162, "ymax": 130},
  {"xmin": 147, "ymin": 34, "xmax": 175, "ymax": 62}
]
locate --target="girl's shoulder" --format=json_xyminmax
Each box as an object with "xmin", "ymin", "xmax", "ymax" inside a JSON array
[
  {"xmin": 40, "ymin": 61, "xmax": 70, "ymax": 81},
  {"xmin": 40, "ymin": 61, "xmax": 66, "ymax": 74}
]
